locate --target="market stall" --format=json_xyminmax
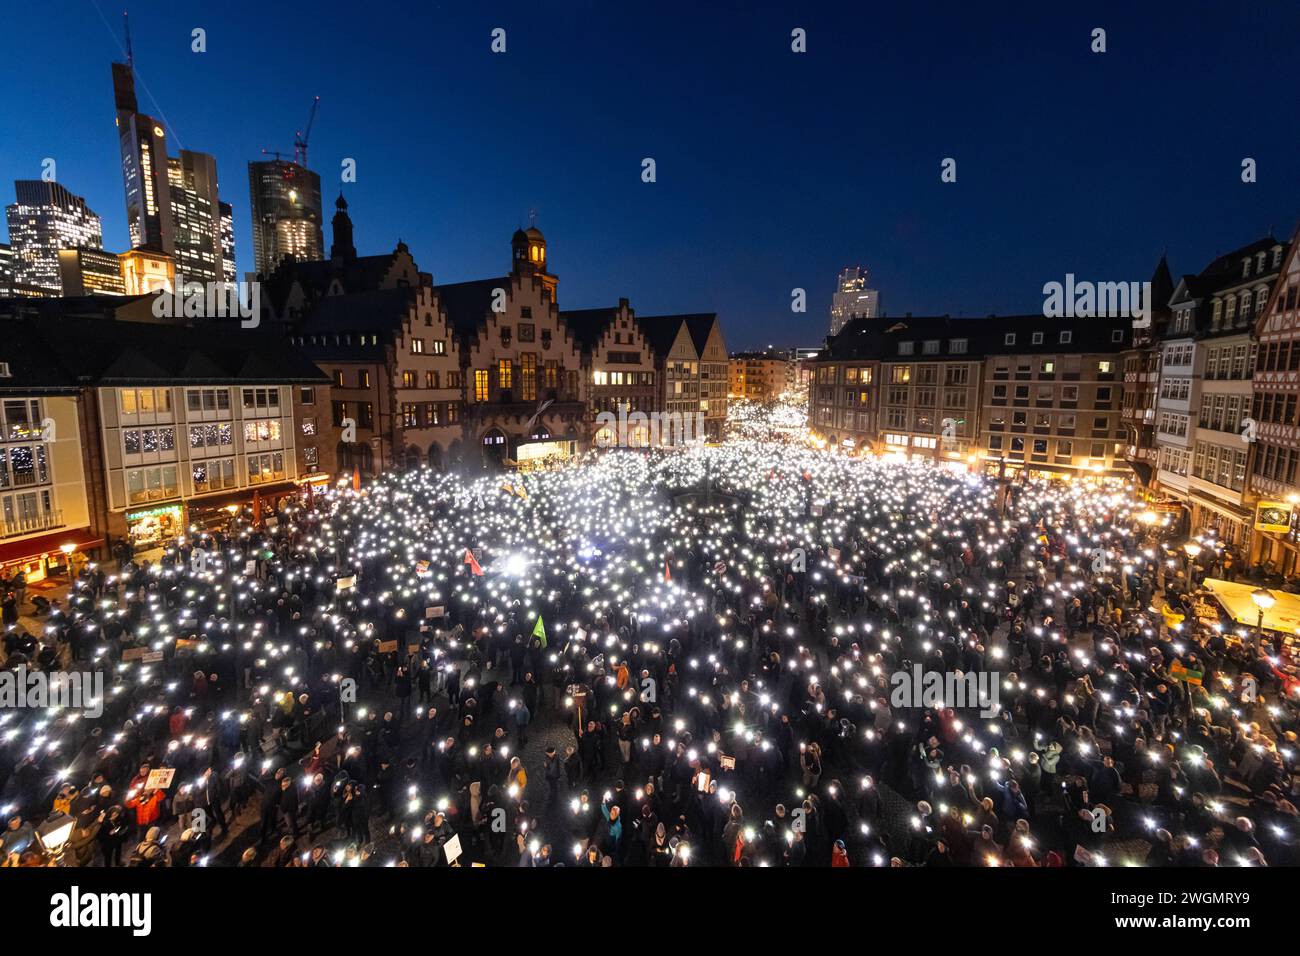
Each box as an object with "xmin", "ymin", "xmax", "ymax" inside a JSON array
[{"xmin": 1201, "ymin": 577, "xmax": 1300, "ymax": 654}]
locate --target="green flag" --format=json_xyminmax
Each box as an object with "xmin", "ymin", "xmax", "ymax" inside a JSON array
[{"xmin": 532, "ymin": 614, "xmax": 547, "ymax": 649}]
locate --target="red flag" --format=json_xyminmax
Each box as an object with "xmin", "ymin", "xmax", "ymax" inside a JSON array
[
  {"xmin": 352, "ymin": 467, "xmax": 361, "ymax": 492},
  {"xmin": 464, "ymin": 549, "xmax": 483, "ymax": 577},
  {"xmin": 664, "ymin": 557, "xmax": 672, "ymax": 583}
]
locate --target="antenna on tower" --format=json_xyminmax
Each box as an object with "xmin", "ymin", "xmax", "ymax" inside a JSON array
[
  {"xmin": 528, "ymin": 208, "xmax": 537, "ymax": 227},
  {"xmin": 123, "ymin": 10, "xmax": 133, "ymax": 68}
]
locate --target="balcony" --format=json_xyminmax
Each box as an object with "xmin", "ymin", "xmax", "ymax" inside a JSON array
[{"xmin": 0, "ymin": 509, "xmax": 64, "ymax": 539}]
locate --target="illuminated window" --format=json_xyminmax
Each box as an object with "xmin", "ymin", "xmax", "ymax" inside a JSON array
[
  {"xmin": 474, "ymin": 369, "xmax": 489, "ymax": 402},
  {"xmin": 521, "ymin": 354, "xmax": 537, "ymax": 401},
  {"xmin": 498, "ymin": 359, "xmax": 513, "ymax": 390}
]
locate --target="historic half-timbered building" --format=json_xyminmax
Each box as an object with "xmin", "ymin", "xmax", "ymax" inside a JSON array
[
  {"xmin": 1249, "ymin": 226, "xmax": 1300, "ymax": 571},
  {"xmin": 437, "ymin": 228, "xmax": 588, "ymax": 469}
]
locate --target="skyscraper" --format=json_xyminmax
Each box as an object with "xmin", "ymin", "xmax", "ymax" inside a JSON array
[
  {"xmin": 219, "ymin": 202, "xmax": 236, "ymax": 283},
  {"xmin": 5, "ymin": 180, "xmax": 104, "ymax": 294},
  {"xmin": 112, "ymin": 55, "xmax": 232, "ymax": 284},
  {"xmin": 113, "ymin": 60, "xmax": 173, "ymax": 254},
  {"xmin": 829, "ymin": 266, "xmax": 880, "ymax": 336},
  {"xmin": 165, "ymin": 151, "xmax": 228, "ymax": 284},
  {"xmin": 0, "ymin": 242, "xmax": 13, "ymax": 295},
  {"xmin": 248, "ymin": 159, "xmax": 323, "ymax": 277}
]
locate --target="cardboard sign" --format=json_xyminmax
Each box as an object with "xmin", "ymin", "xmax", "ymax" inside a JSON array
[
  {"xmin": 245, "ymin": 560, "xmax": 257, "ymax": 575},
  {"xmin": 426, "ymin": 606, "xmax": 444, "ymax": 619},
  {"xmin": 176, "ymin": 638, "xmax": 200, "ymax": 650},
  {"xmin": 122, "ymin": 646, "xmax": 149, "ymax": 662},
  {"xmin": 443, "ymin": 833, "xmax": 463, "ymax": 865},
  {"xmin": 145, "ymin": 768, "xmax": 176, "ymax": 790},
  {"xmin": 377, "ymin": 640, "xmax": 399, "ymax": 654},
  {"xmin": 1073, "ymin": 845, "xmax": 1094, "ymax": 866},
  {"xmin": 1192, "ymin": 600, "xmax": 1219, "ymax": 622},
  {"xmin": 719, "ymin": 755, "xmax": 736, "ymax": 771},
  {"xmin": 141, "ymin": 650, "xmax": 164, "ymax": 664},
  {"xmin": 828, "ymin": 548, "xmax": 841, "ymax": 563},
  {"xmin": 696, "ymin": 770, "xmax": 711, "ymax": 793},
  {"xmin": 408, "ymin": 644, "xmax": 421, "ymax": 656},
  {"xmin": 336, "ymin": 576, "xmax": 356, "ymax": 592}
]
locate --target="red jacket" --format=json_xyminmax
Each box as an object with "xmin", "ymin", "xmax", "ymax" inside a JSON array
[{"xmin": 127, "ymin": 789, "xmax": 166, "ymax": 826}]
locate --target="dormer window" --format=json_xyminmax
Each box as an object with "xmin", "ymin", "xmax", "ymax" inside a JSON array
[
  {"xmin": 1243, "ymin": 258, "xmax": 1252, "ymax": 278},
  {"xmin": 1032, "ymin": 332, "xmax": 1044, "ymax": 345},
  {"xmin": 1059, "ymin": 331, "xmax": 1072, "ymax": 344},
  {"xmin": 1257, "ymin": 251, "xmax": 1266, "ymax": 273},
  {"xmin": 1273, "ymin": 247, "xmax": 1283, "ymax": 268},
  {"xmin": 1005, "ymin": 333, "xmax": 1016, "ymax": 346},
  {"xmin": 898, "ymin": 341, "xmax": 914, "ymax": 355}
]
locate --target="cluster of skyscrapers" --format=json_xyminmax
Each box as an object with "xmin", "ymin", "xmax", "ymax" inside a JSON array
[{"xmin": 0, "ymin": 30, "xmax": 324, "ymax": 298}]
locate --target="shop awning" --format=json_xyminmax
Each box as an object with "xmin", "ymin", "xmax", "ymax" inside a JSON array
[
  {"xmin": 0, "ymin": 527, "xmax": 104, "ymax": 567},
  {"xmin": 1202, "ymin": 578, "xmax": 1300, "ymax": 634}
]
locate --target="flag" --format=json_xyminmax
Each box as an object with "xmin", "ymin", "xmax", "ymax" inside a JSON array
[
  {"xmin": 1170, "ymin": 661, "xmax": 1203, "ymax": 686},
  {"xmin": 532, "ymin": 614, "xmax": 547, "ymax": 649},
  {"xmin": 665, "ymin": 557, "xmax": 672, "ymax": 583},
  {"xmin": 463, "ymin": 549, "xmax": 483, "ymax": 577}
]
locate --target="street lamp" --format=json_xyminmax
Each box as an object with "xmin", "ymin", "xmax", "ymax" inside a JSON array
[
  {"xmin": 60, "ymin": 541, "xmax": 75, "ymax": 580},
  {"xmin": 1251, "ymin": 587, "xmax": 1276, "ymax": 648}
]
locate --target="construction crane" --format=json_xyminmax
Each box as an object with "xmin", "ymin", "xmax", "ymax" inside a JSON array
[{"xmin": 294, "ymin": 96, "xmax": 320, "ymax": 168}]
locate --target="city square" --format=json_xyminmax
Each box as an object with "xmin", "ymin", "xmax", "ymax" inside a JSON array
[{"xmin": 0, "ymin": 0, "xmax": 1295, "ymax": 935}]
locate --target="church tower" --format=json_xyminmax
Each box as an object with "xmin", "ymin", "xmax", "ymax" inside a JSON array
[{"xmin": 331, "ymin": 193, "xmax": 357, "ymax": 261}]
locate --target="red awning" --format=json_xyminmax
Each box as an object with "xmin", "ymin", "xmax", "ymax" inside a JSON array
[{"xmin": 0, "ymin": 527, "xmax": 104, "ymax": 567}]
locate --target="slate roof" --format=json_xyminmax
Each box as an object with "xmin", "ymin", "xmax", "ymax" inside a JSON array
[{"xmin": 0, "ymin": 314, "xmax": 328, "ymax": 387}]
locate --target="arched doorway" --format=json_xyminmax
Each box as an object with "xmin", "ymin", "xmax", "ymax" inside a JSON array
[
  {"xmin": 481, "ymin": 428, "xmax": 508, "ymax": 469},
  {"xmin": 428, "ymin": 443, "xmax": 444, "ymax": 471}
]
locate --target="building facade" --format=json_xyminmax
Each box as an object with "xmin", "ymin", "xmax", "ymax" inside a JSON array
[
  {"xmin": 1248, "ymin": 228, "xmax": 1300, "ymax": 571},
  {"xmin": 1155, "ymin": 237, "xmax": 1286, "ymax": 545},
  {"xmin": 249, "ymin": 159, "xmax": 324, "ymax": 278},
  {"xmin": 829, "ymin": 266, "xmax": 879, "ymax": 337},
  {"xmin": 729, "ymin": 351, "xmax": 792, "ymax": 402},
  {"xmin": 112, "ymin": 58, "xmax": 232, "ymax": 284},
  {"xmin": 5, "ymin": 180, "xmax": 104, "ymax": 294},
  {"xmin": 563, "ymin": 300, "xmax": 660, "ymax": 447},
  {"xmin": 441, "ymin": 228, "xmax": 587, "ymax": 468},
  {"xmin": 980, "ymin": 317, "xmax": 1129, "ymax": 478}
]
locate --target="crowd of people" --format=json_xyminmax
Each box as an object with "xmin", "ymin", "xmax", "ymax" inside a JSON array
[{"xmin": 2, "ymin": 426, "xmax": 1298, "ymax": 868}]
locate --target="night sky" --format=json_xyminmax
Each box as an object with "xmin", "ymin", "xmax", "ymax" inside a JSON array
[{"xmin": 3, "ymin": 1, "xmax": 1299, "ymax": 348}]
